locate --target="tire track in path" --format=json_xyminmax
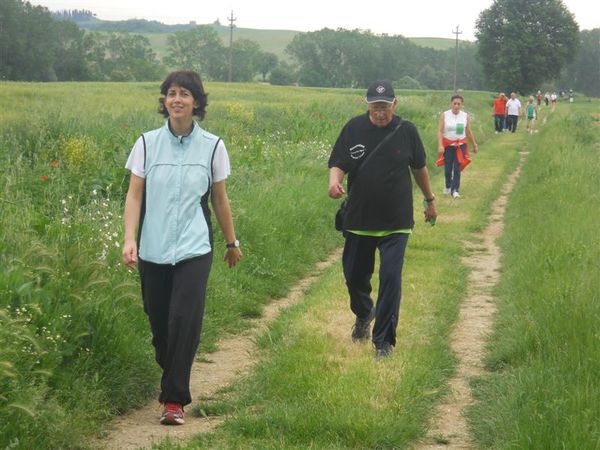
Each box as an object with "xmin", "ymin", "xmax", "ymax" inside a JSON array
[
  {"xmin": 95, "ymin": 248, "xmax": 343, "ymax": 450},
  {"xmin": 416, "ymin": 151, "xmax": 529, "ymax": 449}
]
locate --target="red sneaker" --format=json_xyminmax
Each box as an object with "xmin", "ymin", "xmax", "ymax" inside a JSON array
[{"xmin": 160, "ymin": 402, "xmax": 185, "ymax": 425}]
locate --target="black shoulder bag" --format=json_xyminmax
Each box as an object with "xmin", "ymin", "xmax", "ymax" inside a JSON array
[{"xmin": 335, "ymin": 120, "xmax": 404, "ymax": 231}]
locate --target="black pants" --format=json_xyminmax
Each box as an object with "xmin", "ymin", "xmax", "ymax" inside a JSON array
[
  {"xmin": 506, "ymin": 114, "xmax": 519, "ymax": 132},
  {"xmin": 138, "ymin": 253, "xmax": 212, "ymax": 406},
  {"xmin": 342, "ymin": 232, "xmax": 409, "ymax": 348}
]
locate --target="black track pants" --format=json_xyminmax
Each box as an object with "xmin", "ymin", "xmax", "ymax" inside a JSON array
[
  {"xmin": 342, "ymin": 232, "xmax": 409, "ymax": 348},
  {"xmin": 138, "ymin": 252, "xmax": 212, "ymax": 406}
]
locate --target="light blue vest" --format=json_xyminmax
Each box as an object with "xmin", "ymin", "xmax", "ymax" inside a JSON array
[{"xmin": 139, "ymin": 121, "xmax": 220, "ymax": 265}]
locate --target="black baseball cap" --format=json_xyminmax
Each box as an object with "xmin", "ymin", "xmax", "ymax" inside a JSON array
[{"xmin": 365, "ymin": 80, "xmax": 396, "ymax": 103}]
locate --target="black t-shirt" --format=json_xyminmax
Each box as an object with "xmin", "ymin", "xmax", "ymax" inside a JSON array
[{"xmin": 328, "ymin": 113, "xmax": 427, "ymax": 230}]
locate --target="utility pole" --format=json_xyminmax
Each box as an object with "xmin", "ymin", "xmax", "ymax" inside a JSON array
[
  {"xmin": 228, "ymin": 10, "xmax": 237, "ymax": 83},
  {"xmin": 452, "ymin": 25, "xmax": 462, "ymax": 92}
]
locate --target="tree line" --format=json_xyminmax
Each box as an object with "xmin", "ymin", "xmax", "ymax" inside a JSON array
[{"xmin": 0, "ymin": 0, "xmax": 598, "ymax": 96}]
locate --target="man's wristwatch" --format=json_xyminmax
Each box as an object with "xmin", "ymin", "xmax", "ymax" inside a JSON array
[
  {"xmin": 425, "ymin": 195, "xmax": 435, "ymax": 203},
  {"xmin": 226, "ymin": 239, "xmax": 240, "ymax": 249}
]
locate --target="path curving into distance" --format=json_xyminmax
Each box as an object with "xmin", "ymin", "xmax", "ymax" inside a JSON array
[{"xmin": 416, "ymin": 150, "xmax": 529, "ymax": 449}]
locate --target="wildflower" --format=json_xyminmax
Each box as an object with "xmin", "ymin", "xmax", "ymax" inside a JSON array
[
  {"xmin": 49, "ymin": 160, "xmax": 58, "ymax": 169},
  {"xmin": 60, "ymin": 136, "xmax": 89, "ymax": 169},
  {"xmin": 40, "ymin": 175, "xmax": 49, "ymax": 181}
]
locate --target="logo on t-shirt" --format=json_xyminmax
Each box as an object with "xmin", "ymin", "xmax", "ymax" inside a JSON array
[{"xmin": 349, "ymin": 144, "xmax": 366, "ymax": 159}]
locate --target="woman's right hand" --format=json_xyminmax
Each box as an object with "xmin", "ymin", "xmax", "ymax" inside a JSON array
[{"xmin": 122, "ymin": 239, "xmax": 138, "ymax": 269}]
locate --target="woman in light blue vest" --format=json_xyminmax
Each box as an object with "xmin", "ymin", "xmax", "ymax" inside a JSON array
[{"xmin": 122, "ymin": 70, "xmax": 242, "ymax": 426}]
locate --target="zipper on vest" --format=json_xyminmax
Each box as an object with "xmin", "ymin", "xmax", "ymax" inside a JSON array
[{"xmin": 172, "ymin": 139, "xmax": 185, "ymax": 265}]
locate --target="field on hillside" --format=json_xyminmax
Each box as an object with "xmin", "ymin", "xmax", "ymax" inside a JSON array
[
  {"xmin": 141, "ymin": 27, "xmax": 299, "ymax": 60},
  {"xmin": 124, "ymin": 29, "xmax": 459, "ymax": 60},
  {"xmin": 0, "ymin": 82, "xmax": 493, "ymax": 448},
  {"xmin": 409, "ymin": 37, "xmax": 466, "ymax": 50}
]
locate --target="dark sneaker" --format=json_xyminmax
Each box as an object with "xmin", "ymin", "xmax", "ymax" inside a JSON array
[
  {"xmin": 351, "ymin": 307, "xmax": 375, "ymax": 342},
  {"xmin": 160, "ymin": 402, "xmax": 185, "ymax": 425},
  {"xmin": 375, "ymin": 342, "xmax": 393, "ymax": 360}
]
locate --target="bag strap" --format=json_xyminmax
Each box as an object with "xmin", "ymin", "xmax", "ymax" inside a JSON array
[
  {"xmin": 347, "ymin": 119, "xmax": 404, "ymax": 198},
  {"xmin": 357, "ymin": 119, "xmax": 404, "ymax": 176}
]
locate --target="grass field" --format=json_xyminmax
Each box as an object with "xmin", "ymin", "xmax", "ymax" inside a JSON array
[
  {"xmin": 0, "ymin": 82, "xmax": 479, "ymax": 448},
  {"xmin": 467, "ymin": 102, "xmax": 600, "ymax": 448},
  {"xmin": 0, "ymin": 82, "xmax": 596, "ymax": 449}
]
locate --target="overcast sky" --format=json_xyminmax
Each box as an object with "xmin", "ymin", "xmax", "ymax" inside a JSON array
[{"xmin": 30, "ymin": 0, "xmax": 599, "ymax": 41}]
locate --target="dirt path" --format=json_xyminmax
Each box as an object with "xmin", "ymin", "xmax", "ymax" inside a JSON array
[
  {"xmin": 415, "ymin": 151, "xmax": 529, "ymax": 449},
  {"xmin": 97, "ymin": 249, "xmax": 343, "ymax": 450}
]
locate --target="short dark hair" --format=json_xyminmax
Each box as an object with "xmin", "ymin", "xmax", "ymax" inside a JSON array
[
  {"xmin": 158, "ymin": 70, "xmax": 208, "ymax": 120},
  {"xmin": 451, "ymin": 94, "xmax": 464, "ymax": 102}
]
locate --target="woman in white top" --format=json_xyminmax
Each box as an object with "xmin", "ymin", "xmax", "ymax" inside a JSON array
[
  {"xmin": 437, "ymin": 94, "xmax": 478, "ymax": 199},
  {"xmin": 121, "ymin": 70, "xmax": 242, "ymax": 426}
]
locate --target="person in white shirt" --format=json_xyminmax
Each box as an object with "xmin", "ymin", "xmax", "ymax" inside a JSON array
[
  {"xmin": 122, "ymin": 70, "xmax": 242, "ymax": 426},
  {"xmin": 505, "ymin": 92, "xmax": 522, "ymax": 133},
  {"xmin": 437, "ymin": 94, "xmax": 478, "ymax": 199}
]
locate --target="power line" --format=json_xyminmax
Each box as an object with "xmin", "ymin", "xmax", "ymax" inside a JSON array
[
  {"xmin": 452, "ymin": 25, "xmax": 462, "ymax": 92},
  {"xmin": 228, "ymin": 10, "xmax": 237, "ymax": 83}
]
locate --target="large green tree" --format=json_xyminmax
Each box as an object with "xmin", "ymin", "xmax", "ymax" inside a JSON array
[
  {"xmin": 259, "ymin": 52, "xmax": 278, "ymax": 81},
  {"xmin": 475, "ymin": 0, "xmax": 580, "ymax": 93},
  {"xmin": 229, "ymin": 39, "xmax": 264, "ymax": 82},
  {"xmin": 163, "ymin": 26, "xmax": 226, "ymax": 80},
  {"xmin": 285, "ymin": 28, "xmax": 480, "ymax": 90},
  {"xmin": 0, "ymin": 0, "xmax": 56, "ymax": 80},
  {"xmin": 562, "ymin": 29, "xmax": 600, "ymax": 97},
  {"xmin": 84, "ymin": 32, "xmax": 163, "ymax": 81},
  {"xmin": 0, "ymin": 1, "xmax": 163, "ymax": 81}
]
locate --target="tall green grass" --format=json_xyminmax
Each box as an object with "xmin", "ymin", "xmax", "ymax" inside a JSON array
[
  {"xmin": 467, "ymin": 101, "xmax": 600, "ymax": 448},
  {"xmin": 0, "ymin": 82, "xmax": 498, "ymax": 448}
]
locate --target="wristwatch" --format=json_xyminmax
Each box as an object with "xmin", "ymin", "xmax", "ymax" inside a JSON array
[
  {"xmin": 425, "ymin": 195, "xmax": 436, "ymax": 203},
  {"xmin": 226, "ymin": 239, "xmax": 240, "ymax": 249}
]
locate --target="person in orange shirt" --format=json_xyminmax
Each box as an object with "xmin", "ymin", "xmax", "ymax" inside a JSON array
[{"xmin": 493, "ymin": 92, "xmax": 507, "ymax": 134}]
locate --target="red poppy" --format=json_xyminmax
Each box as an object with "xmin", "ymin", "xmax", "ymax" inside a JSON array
[
  {"xmin": 40, "ymin": 175, "xmax": 49, "ymax": 181},
  {"xmin": 49, "ymin": 160, "xmax": 58, "ymax": 169}
]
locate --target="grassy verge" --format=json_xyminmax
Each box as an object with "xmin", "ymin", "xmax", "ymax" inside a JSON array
[
  {"xmin": 0, "ymin": 82, "xmax": 521, "ymax": 448},
  {"xmin": 149, "ymin": 94, "xmax": 526, "ymax": 449},
  {"xmin": 0, "ymin": 82, "xmax": 349, "ymax": 449},
  {"xmin": 467, "ymin": 100, "xmax": 600, "ymax": 448}
]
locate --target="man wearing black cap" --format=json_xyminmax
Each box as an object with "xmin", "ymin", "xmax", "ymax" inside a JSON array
[{"xmin": 328, "ymin": 80, "xmax": 437, "ymax": 359}]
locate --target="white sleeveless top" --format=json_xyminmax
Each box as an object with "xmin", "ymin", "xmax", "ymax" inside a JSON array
[{"xmin": 443, "ymin": 110, "xmax": 468, "ymax": 140}]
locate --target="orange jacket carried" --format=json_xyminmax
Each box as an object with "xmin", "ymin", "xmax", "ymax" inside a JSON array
[{"xmin": 436, "ymin": 137, "xmax": 471, "ymax": 171}]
